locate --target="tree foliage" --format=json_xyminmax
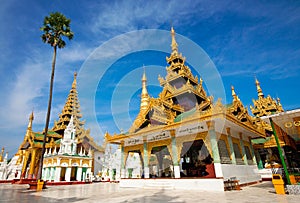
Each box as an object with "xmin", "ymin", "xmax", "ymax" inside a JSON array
[{"xmin": 41, "ymin": 12, "xmax": 74, "ymax": 48}]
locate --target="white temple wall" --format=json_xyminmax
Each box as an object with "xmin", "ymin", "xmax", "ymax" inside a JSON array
[{"xmin": 94, "ymin": 151, "xmax": 104, "ymax": 176}]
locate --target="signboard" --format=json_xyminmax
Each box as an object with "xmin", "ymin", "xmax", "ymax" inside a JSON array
[
  {"xmin": 147, "ymin": 131, "xmax": 171, "ymax": 142},
  {"xmin": 124, "ymin": 136, "xmax": 143, "ymax": 146},
  {"xmin": 176, "ymin": 123, "xmax": 206, "ymax": 137}
]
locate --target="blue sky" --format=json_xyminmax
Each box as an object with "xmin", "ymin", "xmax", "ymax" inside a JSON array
[{"xmin": 0, "ymin": 0, "xmax": 299, "ymax": 157}]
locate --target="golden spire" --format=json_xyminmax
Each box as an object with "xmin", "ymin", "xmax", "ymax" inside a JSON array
[
  {"xmin": 171, "ymin": 27, "xmax": 178, "ymax": 54},
  {"xmin": 255, "ymin": 77, "xmax": 264, "ymax": 98},
  {"xmin": 0, "ymin": 147, "xmax": 4, "ymax": 162},
  {"xmin": 27, "ymin": 111, "xmax": 34, "ymax": 130},
  {"xmin": 52, "ymin": 71, "xmax": 84, "ymax": 134},
  {"xmin": 72, "ymin": 72, "xmax": 77, "ymax": 89},
  {"xmin": 140, "ymin": 69, "xmax": 150, "ymax": 111},
  {"xmin": 231, "ymin": 86, "xmax": 237, "ymax": 101}
]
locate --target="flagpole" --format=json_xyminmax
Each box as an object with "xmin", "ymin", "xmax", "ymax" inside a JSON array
[{"xmin": 269, "ymin": 117, "xmax": 291, "ymax": 185}]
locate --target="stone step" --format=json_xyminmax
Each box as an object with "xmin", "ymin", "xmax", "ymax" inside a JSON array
[{"xmin": 143, "ymin": 181, "xmax": 174, "ymax": 189}]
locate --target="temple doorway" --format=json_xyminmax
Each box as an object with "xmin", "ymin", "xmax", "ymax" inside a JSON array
[
  {"xmin": 125, "ymin": 151, "xmax": 142, "ymax": 178},
  {"xmin": 60, "ymin": 167, "xmax": 66, "ymax": 181},
  {"xmin": 71, "ymin": 167, "xmax": 77, "ymax": 181},
  {"xmin": 149, "ymin": 145, "xmax": 173, "ymax": 178},
  {"xmin": 180, "ymin": 139, "xmax": 214, "ymax": 177}
]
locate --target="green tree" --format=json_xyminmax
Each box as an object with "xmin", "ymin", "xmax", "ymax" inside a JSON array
[{"xmin": 37, "ymin": 12, "xmax": 74, "ymax": 180}]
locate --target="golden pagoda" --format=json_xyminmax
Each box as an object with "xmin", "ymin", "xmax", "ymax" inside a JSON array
[
  {"xmin": 52, "ymin": 72, "xmax": 102, "ymax": 152},
  {"xmin": 14, "ymin": 73, "xmax": 103, "ymax": 180},
  {"xmin": 105, "ymin": 27, "xmax": 266, "ymax": 190}
]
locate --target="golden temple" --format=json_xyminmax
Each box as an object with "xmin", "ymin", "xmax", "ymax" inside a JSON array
[
  {"xmin": 105, "ymin": 28, "xmax": 279, "ymax": 189},
  {"xmin": 13, "ymin": 73, "xmax": 103, "ymax": 181}
]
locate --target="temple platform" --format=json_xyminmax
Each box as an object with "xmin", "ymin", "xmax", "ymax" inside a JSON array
[{"xmin": 119, "ymin": 178, "xmax": 225, "ymax": 191}]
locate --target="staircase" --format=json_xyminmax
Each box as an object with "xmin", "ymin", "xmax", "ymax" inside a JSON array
[{"xmin": 143, "ymin": 180, "xmax": 174, "ymax": 189}]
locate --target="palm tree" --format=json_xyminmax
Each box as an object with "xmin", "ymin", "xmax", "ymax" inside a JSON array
[{"xmin": 37, "ymin": 12, "xmax": 74, "ymax": 181}]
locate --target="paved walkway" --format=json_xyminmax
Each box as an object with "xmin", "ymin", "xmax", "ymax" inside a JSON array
[{"xmin": 0, "ymin": 181, "xmax": 298, "ymax": 203}]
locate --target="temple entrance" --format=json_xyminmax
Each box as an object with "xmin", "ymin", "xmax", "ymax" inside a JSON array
[
  {"xmin": 150, "ymin": 146, "xmax": 173, "ymax": 178},
  {"xmin": 125, "ymin": 151, "xmax": 142, "ymax": 178},
  {"xmin": 60, "ymin": 167, "xmax": 66, "ymax": 181},
  {"xmin": 180, "ymin": 139, "xmax": 214, "ymax": 177},
  {"xmin": 71, "ymin": 167, "xmax": 77, "ymax": 181}
]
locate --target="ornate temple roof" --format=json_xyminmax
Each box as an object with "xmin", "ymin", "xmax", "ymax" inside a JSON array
[
  {"xmin": 51, "ymin": 72, "xmax": 103, "ymax": 152},
  {"xmin": 17, "ymin": 73, "xmax": 103, "ymax": 154},
  {"xmin": 52, "ymin": 72, "xmax": 84, "ymax": 134},
  {"xmin": 111, "ymin": 27, "xmax": 265, "ymax": 139},
  {"xmin": 127, "ymin": 27, "xmax": 214, "ymax": 133},
  {"xmin": 250, "ymin": 78, "xmax": 284, "ymax": 117}
]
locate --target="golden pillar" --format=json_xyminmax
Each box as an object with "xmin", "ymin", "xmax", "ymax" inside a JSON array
[{"xmin": 28, "ymin": 148, "xmax": 37, "ymax": 179}]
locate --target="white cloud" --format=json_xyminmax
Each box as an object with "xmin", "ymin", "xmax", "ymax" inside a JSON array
[
  {"xmin": 89, "ymin": 0, "xmax": 220, "ymax": 36},
  {"xmin": 58, "ymin": 42, "xmax": 96, "ymax": 63}
]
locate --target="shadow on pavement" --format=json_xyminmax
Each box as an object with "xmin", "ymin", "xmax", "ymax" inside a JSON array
[{"xmin": 120, "ymin": 189, "xmax": 185, "ymax": 203}]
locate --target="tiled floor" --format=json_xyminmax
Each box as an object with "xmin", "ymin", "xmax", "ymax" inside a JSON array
[{"xmin": 0, "ymin": 181, "xmax": 299, "ymax": 203}]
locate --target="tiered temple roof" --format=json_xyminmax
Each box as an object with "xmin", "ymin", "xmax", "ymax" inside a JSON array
[
  {"xmin": 52, "ymin": 72, "xmax": 103, "ymax": 152},
  {"xmin": 250, "ymin": 78, "xmax": 284, "ymax": 117},
  {"xmin": 107, "ymin": 27, "xmax": 265, "ymax": 142},
  {"xmin": 17, "ymin": 73, "xmax": 103, "ymax": 167},
  {"xmin": 128, "ymin": 27, "xmax": 213, "ymax": 133}
]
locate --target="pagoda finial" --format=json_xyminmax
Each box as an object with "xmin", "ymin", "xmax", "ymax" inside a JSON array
[
  {"xmin": 171, "ymin": 27, "xmax": 178, "ymax": 54},
  {"xmin": 255, "ymin": 77, "xmax": 264, "ymax": 98},
  {"xmin": 0, "ymin": 147, "xmax": 4, "ymax": 162},
  {"xmin": 27, "ymin": 111, "xmax": 34, "ymax": 130},
  {"xmin": 231, "ymin": 86, "xmax": 237, "ymax": 101},
  {"xmin": 277, "ymin": 98, "xmax": 282, "ymax": 106},
  {"xmin": 72, "ymin": 72, "xmax": 77, "ymax": 89},
  {"xmin": 140, "ymin": 69, "xmax": 150, "ymax": 111}
]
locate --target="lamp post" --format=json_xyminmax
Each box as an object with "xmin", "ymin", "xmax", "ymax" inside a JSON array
[{"xmin": 269, "ymin": 118, "xmax": 291, "ymax": 185}]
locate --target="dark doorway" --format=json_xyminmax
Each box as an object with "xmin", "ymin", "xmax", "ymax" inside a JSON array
[{"xmin": 180, "ymin": 139, "xmax": 214, "ymax": 177}]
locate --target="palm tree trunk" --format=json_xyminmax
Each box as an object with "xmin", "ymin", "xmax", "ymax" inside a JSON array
[{"xmin": 37, "ymin": 46, "xmax": 57, "ymax": 180}]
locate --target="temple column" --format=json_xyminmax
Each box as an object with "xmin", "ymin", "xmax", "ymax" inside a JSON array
[
  {"xmin": 65, "ymin": 167, "xmax": 71, "ymax": 181},
  {"xmin": 254, "ymin": 149, "xmax": 264, "ymax": 169},
  {"xmin": 46, "ymin": 167, "xmax": 51, "ymax": 181},
  {"xmin": 239, "ymin": 133, "xmax": 248, "ymax": 165},
  {"xmin": 21, "ymin": 151, "xmax": 29, "ymax": 179},
  {"xmin": 41, "ymin": 168, "xmax": 46, "ymax": 180},
  {"xmin": 226, "ymin": 128, "xmax": 236, "ymax": 164},
  {"xmin": 153, "ymin": 148, "xmax": 164, "ymax": 177},
  {"xmin": 120, "ymin": 144, "xmax": 126, "ymax": 178},
  {"xmin": 28, "ymin": 148, "xmax": 37, "ymax": 179},
  {"xmin": 143, "ymin": 141, "xmax": 150, "ymax": 178},
  {"xmin": 50, "ymin": 167, "xmax": 55, "ymax": 181},
  {"xmin": 86, "ymin": 168, "xmax": 92, "ymax": 181},
  {"xmin": 171, "ymin": 130, "xmax": 180, "ymax": 178},
  {"xmin": 206, "ymin": 121, "xmax": 222, "ymax": 178},
  {"xmin": 48, "ymin": 167, "xmax": 53, "ymax": 181},
  {"xmin": 248, "ymin": 137, "xmax": 257, "ymax": 165},
  {"xmin": 55, "ymin": 167, "xmax": 61, "ymax": 182},
  {"xmin": 76, "ymin": 167, "xmax": 82, "ymax": 181}
]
